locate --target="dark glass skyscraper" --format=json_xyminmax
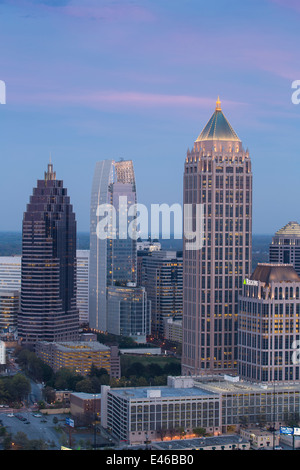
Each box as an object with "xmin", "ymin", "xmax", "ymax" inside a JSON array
[{"xmin": 18, "ymin": 162, "xmax": 79, "ymax": 346}]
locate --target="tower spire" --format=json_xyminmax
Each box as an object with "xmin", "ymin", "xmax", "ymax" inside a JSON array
[
  {"xmin": 45, "ymin": 156, "xmax": 56, "ymax": 182},
  {"xmin": 216, "ymin": 96, "xmax": 221, "ymax": 111}
]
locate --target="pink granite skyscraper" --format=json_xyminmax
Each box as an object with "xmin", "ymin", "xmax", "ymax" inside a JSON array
[{"xmin": 182, "ymin": 98, "xmax": 252, "ymax": 375}]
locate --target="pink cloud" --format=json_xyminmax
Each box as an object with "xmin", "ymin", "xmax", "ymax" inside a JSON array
[{"xmin": 10, "ymin": 89, "xmax": 245, "ymax": 111}]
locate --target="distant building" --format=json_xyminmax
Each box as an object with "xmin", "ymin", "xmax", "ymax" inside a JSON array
[
  {"xmin": 0, "ymin": 340, "xmax": 5, "ymax": 364},
  {"xmin": 270, "ymin": 221, "xmax": 300, "ymax": 276},
  {"xmin": 107, "ymin": 285, "xmax": 151, "ymax": 342},
  {"xmin": 238, "ymin": 263, "xmax": 300, "ymax": 383},
  {"xmin": 165, "ymin": 317, "xmax": 182, "ymax": 343},
  {"xmin": 18, "ymin": 162, "xmax": 79, "ymax": 346},
  {"xmin": 136, "ymin": 239, "xmax": 161, "ymax": 287},
  {"xmin": 136, "ymin": 239, "xmax": 161, "ymax": 252},
  {"xmin": 142, "ymin": 251, "xmax": 183, "ymax": 336},
  {"xmin": 0, "ymin": 256, "xmax": 21, "ymax": 291},
  {"xmin": 76, "ymin": 250, "xmax": 90, "ymax": 325},
  {"xmin": 35, "ymin": 340, "xmax": 117, "ymax": 376},
  {"xmin": 0, "ymin": 290, "xmax": 19, "ymax": 331}
]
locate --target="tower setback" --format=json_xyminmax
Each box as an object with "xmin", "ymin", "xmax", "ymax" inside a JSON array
[{"xmin": 18, "ymin": 162, "xmax": 79, "ymax": 346}]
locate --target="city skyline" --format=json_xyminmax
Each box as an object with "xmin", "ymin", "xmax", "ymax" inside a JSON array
[{"xmin": 0, "ymin": 0, "xmax": 300, "ymax": 236}]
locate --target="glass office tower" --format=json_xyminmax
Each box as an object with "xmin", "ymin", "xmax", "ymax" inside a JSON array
[
  {"xmin": 18, "ymin": 162, "xmax": 79, "ymax": 346},
  {"xmin": 89, "ymin": 159, "xmax": 137, "ymax": 332}
]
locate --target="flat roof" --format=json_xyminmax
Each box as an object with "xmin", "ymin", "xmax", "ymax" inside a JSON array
[
  {"xmin": 152, "ymin": 434, "xmax": 249, "ymax": 450},
  {"xmin": 71, "ymin": 392, "xmax": 101, "ymax": 400},
  {"xmin": 110, "ymin": 386, "xmax": 216, "ymax": 400}
]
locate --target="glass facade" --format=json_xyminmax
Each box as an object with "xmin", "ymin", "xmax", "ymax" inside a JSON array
[
  {"xmin": 17, "ymin": 163, "xmax": 79, "ymax": 345},
  {"xmin": 89, "ymin": 160, "xmax": 139, "ymax": 333}
]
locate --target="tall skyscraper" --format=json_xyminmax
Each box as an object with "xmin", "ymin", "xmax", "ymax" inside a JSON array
[
  {"xmin": 269, "ymin": 221, "xmax": 300, "ymax": 276},
  {"xmin": 89, "ymin": 159, "xmax": 137, "ymax": 332},
  {"xmin": 18, "ymin": 162, "xmax": 79, "ymax": 346},
  {"xmin": 182, "ymin": 98, "xmax": 252, "ymax": 375}
]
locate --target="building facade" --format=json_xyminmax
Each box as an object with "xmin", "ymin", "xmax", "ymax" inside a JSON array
[
  {"xmin": 238, "ymin": 263, "xmax": 300, "ymax": 383},
  {"xmin": 18, "ymin": 162, "xmax": 79, "ymax": 345},
  {"xmin": 0, "ymin": 290, "xmax": 19, "ymax": 331},
  {"xmin": 76, "ymin": 250, "xmax": 90, "ymax": 325},
  {"xmin": 89, "ymin": 160, "xmax": 137, "ymax": 333},
  {"xmin": 107, "ymin": 285, "xmax": 151, "ymax": 342},
  {"xmin": 182, "ymin": 98, "xmax": 252, "ymax": 375},
  {"xmin": 269, "ymin": 221, "xmax": 300, "ymax": 277},
  {"xmin": 101, "ymin": 375, "xmax": 300, "ymax": 445},
  {"xmin": 35, "ymin": 340, "xmax": 113, "ymax": 376},
  {"xmin": 0, "ymin": 256, "xmax": 21, "ymax": 291},
  {"xmin": 142, "ymin": 250, "xmax": 183, "ymax": 337}
]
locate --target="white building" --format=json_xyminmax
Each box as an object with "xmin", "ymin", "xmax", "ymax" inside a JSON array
[
  {"xmin": 0, "ymin": 340, "xmax": 6, "ymax": 364},
  {"xmin": 76, "ymin": 250, "xmax": 89, "ymax": 325},
  {"xmin": 0, "ymin": 256, "xmax": 21, "ymax": 291}
]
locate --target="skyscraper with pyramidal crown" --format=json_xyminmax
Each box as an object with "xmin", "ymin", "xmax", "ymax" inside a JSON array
[{"xmin": 182, "ymin": 98, "xmax": 252, "ymax": 375}]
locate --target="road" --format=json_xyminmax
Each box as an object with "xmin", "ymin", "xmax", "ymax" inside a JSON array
[{"xmin": 0, "ymin": 410, "xmax": 66, "ymax": 449}]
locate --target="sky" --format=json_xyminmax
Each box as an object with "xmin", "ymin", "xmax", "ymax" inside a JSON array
[{"xmin": 0, "ymin": 0, "xmax": 300, "ymax": 234}]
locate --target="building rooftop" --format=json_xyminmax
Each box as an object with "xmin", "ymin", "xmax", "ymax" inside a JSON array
[
  {"xmin": 274, "ymin": 221, "xmax": 300, "ymax": 238},
  {"xmin": 39, "ymin": 341, "xmax": 110, "ymax": 352},
  {"xmin": 110, "ymin": 385, "xmax": 216, "ymax": 400},
  {"xmin": 250, "ymin": 263, "xmax": 300, "ymax": 284},
  {"xmin": 152, "ymin": 434, "xmax": 249, "ymax": 451},
  {"xmin": 195, "ymin": 98, "xmax": 240, "ymax": 142}
]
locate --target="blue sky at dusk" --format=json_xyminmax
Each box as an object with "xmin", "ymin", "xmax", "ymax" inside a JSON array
[{"xmin": 1, "ymin": 0, "xmax": 300, "ymax": 234}]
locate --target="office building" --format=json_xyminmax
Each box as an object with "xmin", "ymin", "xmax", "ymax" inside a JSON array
[
  {"xmin": 0, "ymin": 256, "xmax": 21, "ymax": 291},
  {"xmin": 107, "ymin": 285, "xmax": 151, "ymax": 342},
  {"xmin": 35, "ymin": 340, "xmax": 114, "ymax": 376},
  {"xmin": 89, "ymin": 159, "xmax": 138, "ymax": 333},
  {"xmin": 142, "ymin": 250, "xmax": 183, "ymax": 336},
  {"xmin": 0, "ymin": 290, "xmax": 19, "ymax": 331},
  {"xmin": 76, "ymin": 250, "xmax": 89, "ymax": 325},
  {"xmin": 165, "ymin": 317, "xmax": 182, "ymax": 343},
  {"xmin": 269, "ymin": 221, "xmax": 300, "ymax": 276},
  {"xmin": 182, "ymin": 98, "xmax": 252, "ymax": 375},
  {"xmin": 101, "ymin": 375, "xmax": 300, "ymax": 445},
  {"xmin": 18, "ymin": 162, "xmax": 79, "ymax": 345},
  {"xmin": 238, "ymin": 263, "xmax": 300, "ymax": 383}
]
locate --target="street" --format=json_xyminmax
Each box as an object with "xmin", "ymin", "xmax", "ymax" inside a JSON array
[{"xmin": 0, "ymin": 410, "xmax": 66, "ymax": 449}]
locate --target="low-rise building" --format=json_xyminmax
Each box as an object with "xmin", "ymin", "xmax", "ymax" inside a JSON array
[
  {"xmin": 240, "ymin": 428, "xmax": 279, "ymax": 449},
  {"xmin": 70, "ymin": 392, "xmax": 101, "ymax": 422},
  {"xmin": 100, "ymin": 375, "xmax": 300, "ymax": 445},
  {"xmin": 151, "ymin": 434, "xmax": 250, "ymax": 451},
  {"xmin": 35, "ymin": 341, "xmax": 115, "ymax": 376}
]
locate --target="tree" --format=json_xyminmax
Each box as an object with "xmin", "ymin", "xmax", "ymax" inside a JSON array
[
  {"xmin": 193, "ymin": 427, "xmax": 206, "ymax": 437},
  {"xmin": 11, "ymin": 374, "xmax": 30, "ymax": 401},
  {"xmin": 75, "ymin": 378, "xmax": 95, "ymax": 394}
]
